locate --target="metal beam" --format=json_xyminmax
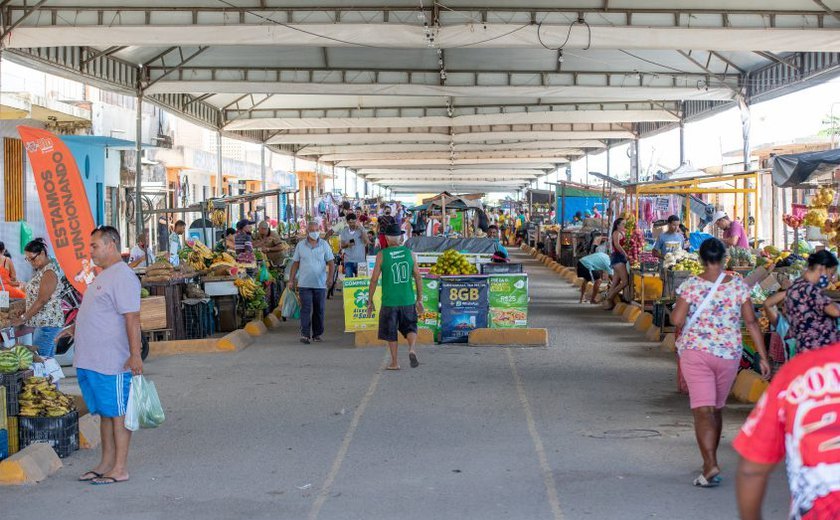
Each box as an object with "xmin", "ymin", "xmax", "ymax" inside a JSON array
[
  {"xmin": 144, "ymin": 46, "xmax": 210, "ymax": 90},
  {"xmin": 813, "ymin": 0, "xmax": 840, "ymax": 23},
  {"xmin": 1, "ymin": 0, "xmax": 48, "ymax": 37}
]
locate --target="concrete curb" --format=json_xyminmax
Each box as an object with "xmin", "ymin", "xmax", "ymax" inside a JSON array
[
  {"xmin": 645, "ymin": 325, "xmax": 662, "ymax": 342},
  {"xmin": 149, "ymin": 338, "xmax": 227, "ymax": 357},
  {"xmin": 0, "ymin": 443, "xmax": 62, "ymax": 485},
  {"xmin": 623, "ymin": 306, "xmax": 643, "ymax": 323},
  {"xmin": 263, "ymin": 313, "xmax": 282, "ymax": 329},
  {"xmin": 468, "ymin": 328, "xmax": 548, "ymax": 347},
  {"xmin": 217, "ymin": 329, "xmax": 254, "ymax": 351},
  {"xmin": 79, "ymin": 413, "xmax": 101, "ymax": 449},
  {"xmin": 354, "ymin": 328, "xmax": 435, "ymax": 348},
  {"xmin": 660, "ymin": 332, "xmax": 677, "ymax": 352},
  {"xmin": 634, "ymin": 312, "xmax": 654, "ymax": 332},
  {"xmin": 612, "ymin": 302, "xmax": 628, "ymax": 315},
  {"xmin": 244, "ymin": 320, "xmax": 268, "ymax": 336}
]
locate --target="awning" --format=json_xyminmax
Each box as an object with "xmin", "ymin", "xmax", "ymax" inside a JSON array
[{"xmin": 771, "ymin": 148, "xmax": 840, "ymax": 187}]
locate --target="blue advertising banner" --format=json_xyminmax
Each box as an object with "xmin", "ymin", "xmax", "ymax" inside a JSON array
[{"xmin": 439, "ymin": 277, "xmax": 489, "ymax": 344}]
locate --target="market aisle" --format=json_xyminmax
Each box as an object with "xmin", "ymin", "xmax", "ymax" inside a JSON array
[
  {"xmin": 506, "ymin": 249, "xmax": 791, "ymax": 519},
  {"xmin": 0, "ymin": 251, "xmax": 792, "ymax": 520}
]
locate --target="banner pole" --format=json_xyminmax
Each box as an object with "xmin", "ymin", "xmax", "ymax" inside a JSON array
[{"xmin": 135, "ymin": 91, "xmax": 144, "ymax": 244}]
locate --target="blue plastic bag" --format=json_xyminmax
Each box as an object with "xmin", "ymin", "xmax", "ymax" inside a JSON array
[{"xmin": 280, "ymin": 287, "xmax": 301, "ymax": 320}]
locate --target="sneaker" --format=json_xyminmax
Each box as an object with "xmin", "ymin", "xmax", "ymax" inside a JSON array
[
  {"xmin": 313, "ymin": 336, "xmax": 323, "ymax": 343},
  {"xmin": 300, "ymin": 337, "xmax": 311, "ymax": 344}
]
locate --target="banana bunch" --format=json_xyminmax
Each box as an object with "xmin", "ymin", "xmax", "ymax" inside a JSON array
[
  {"xmin": 234, "ymin": 277, "xmax": 260, "ymax": 299},
  {"xmin": 811, "ymin": 187, "xmax": 836, "ymax": 208},
  {"xmin": 210, "ymin": 210, "xmax": 227, "ymax": 228},
  {"xmin": 183, "ymin": 240, "xmax": 215, "ymax": 271},
  {"xmin": 212, "ymin": 252, "xmax": 237, "ymax": 266},
  {"xmin": 19, "ymin": 376, "xmax": 75, "ymax": 418}
]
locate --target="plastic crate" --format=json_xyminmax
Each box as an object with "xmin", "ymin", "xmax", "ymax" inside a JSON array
[
  {"xmin": 182, "ymin": 299, "xmax": 216, "ymax": 339},
  {"xmin": 18, "ymin": 410, "xmax": 79, "ymax": 458},
  {"xmin": 7, "ymin": 416, "xmax": 18, "ymax": 455},
  {"xmin": 0, "ymin": 369, "xmax": 34, "ymax": 417},
  {"xmin": 0, "ymin": 429, "xmax": 7, "ymax": 461}
]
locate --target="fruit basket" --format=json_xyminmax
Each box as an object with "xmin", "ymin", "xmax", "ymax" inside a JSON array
[
  {"xmin": 0, "ymin": 369, "xmax": 34, "ymax": 416},
  {"xmin": 18, "ymin": 410, "xmax": 79, "ymax": 458}
]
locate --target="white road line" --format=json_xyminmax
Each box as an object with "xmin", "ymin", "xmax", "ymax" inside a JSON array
[
  {"xmin": 507, "ymin": 348, "xmax": 565, "ymax": 520},
  {"xmin": 308, "ymin": 355, "xmax": 387, "ymax": 520}
]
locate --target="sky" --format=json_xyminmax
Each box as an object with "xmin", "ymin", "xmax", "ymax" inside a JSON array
[{"xmin": 567, "ymin": 75, "xmax": 840, "ymax": 185}]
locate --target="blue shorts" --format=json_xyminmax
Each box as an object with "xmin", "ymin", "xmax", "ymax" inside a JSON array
[{"xmin": 77, "ymin": 368, "xmax": 131, "ymax": 418}]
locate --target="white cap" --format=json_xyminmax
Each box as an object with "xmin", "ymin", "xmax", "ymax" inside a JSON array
[{"xmin": 711, "ymin": 211, "xmax": 728, "ymax": 226}]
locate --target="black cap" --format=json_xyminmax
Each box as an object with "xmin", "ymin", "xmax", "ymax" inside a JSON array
[
  {"xmin": 384, "ymin": 223, "xmax": 403, "ymax": 236},
  {"xmin": 236, "ymin": 219, "xmax": 254, "ymax": 230}
]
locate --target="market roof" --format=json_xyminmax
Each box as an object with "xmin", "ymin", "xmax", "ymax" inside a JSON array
[{"xmin": 4, "ymin": 1, "xmax": 840, "ymax": 193}]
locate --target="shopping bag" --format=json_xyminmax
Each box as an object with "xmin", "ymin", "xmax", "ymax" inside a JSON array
[
  {"xmin": 19, "ymin": 220, "xmax": 33, "ymax": 254},
  {"xmin": 126, "ymin": 375, "xmax": 165, "ymax": 431},
  {"xmin": 280, "ymin": 288, "xmax": 300, "ymax": 319},
  {"xmin": 258, "ymin": 263, "xmax": 270, "ymax": 283}
]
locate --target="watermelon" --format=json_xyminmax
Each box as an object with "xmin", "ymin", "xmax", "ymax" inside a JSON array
[
  {"xmin": 0, "ymin": 351, "xmax": 18, "ymax": 373},
  {"xmin": 13, "ymin": 345, "xmax": 34, "ymax": 369}
]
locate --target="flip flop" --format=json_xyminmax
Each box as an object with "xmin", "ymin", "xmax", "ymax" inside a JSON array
[
  {"xmin": 386, "ymin": 365, "xmax": 401, "ymax": 371},
  {"xmin": 91, "ymin": 476, "xmax": 129, "ymax": 486},
  {"xmin": 78, "ymin": 471, "xmax": 102, "ymax": 482},
  {"xmin": 409, "ymin": 353, "xmax": 419, "ymax": 368},
  {"xmin": 692, "ymin": 474, "xmax": 720, "ymax": 488}
]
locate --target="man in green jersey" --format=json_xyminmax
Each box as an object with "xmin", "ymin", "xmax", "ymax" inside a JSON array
[{"xmin": 368, "ymin": 223, "xmax": 424, "ymax": 370}]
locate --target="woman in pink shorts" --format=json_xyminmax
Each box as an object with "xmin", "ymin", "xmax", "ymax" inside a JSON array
[{"xmin": 671, "ymin": 238, "xmax": 770, "ymax": 488}]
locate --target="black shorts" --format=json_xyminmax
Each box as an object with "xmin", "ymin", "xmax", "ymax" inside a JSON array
[
  {"xmin": 378, "ymin": 305, "xmax": 419, "ymax": 342},
  {"xmin": 576, "ymin": 261, "xmax": 603, "ymax": 282},
  {"xmin": 610, "ymin": 252, "xmax": 628, "ymax": 266}
]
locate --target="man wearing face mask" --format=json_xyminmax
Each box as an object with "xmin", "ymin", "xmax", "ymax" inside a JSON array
[
  {"xmin": 288, "ymin": 221, "xmax": 335, "ymax": 344},
  {"xmin": 783, "ymin": 250, "xmax": 840, "ymax": 354}
]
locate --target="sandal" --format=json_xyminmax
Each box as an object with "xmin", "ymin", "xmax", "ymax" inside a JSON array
[
  {"xmin": 386, "ymin": 365, "xmax": 401, "ymax": 371},
  {"xmin": 91, "ymin": 476, "xmax": 129, "ymax": 486},
  {"xmin": 409, "ymin": 353, "xmax": 419, "ymax": 368},
  {"xmin": 78, "ymin": 471, "xmax": 102, "ymax": 482},
  {"xmin": 692, "ymin": 473, "xmax": 721, "ymax": 488}
]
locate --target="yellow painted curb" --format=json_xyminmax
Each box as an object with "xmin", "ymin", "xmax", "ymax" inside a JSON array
[
  {"xmin": 272, "ymin": 307, "xmax": 283, "ymax": 319},
  {"xmin": 217, "ymin": 329, "xmax": 254, "ymax": 352},
  {"xmin": 244, "ymin": 319, "xmax": 268, "ymax": 336},
  {"xmin": 660, "ymin": 332, "xmax": 677, "ymax": 352},
  {"xmin": 634, "ymin": 312, "xmax": 654, "ymax": 332},
  {"xmin": 263, "ymin": 313, "xmax": 282, "ymax": 329},
  {"xmin": 612, "ymin": 302, "xmax": 628, "ymax": 315},
  {"xmin": 645, "ymin": 325, "xmax": 662, "ymax": 342},
  {"xmin": 149, "ymin": 338, "xmax": 224, "ymax": 357},
  {"xmin": 0, "ymin": 443, "xmax": 62, "ymax": 485},
  {"xmin": 468, "ymin": 328, "xmax": 549, "ymax": 347},
  {"xmin": 354, "ymin": 328, "xmax": 435, "ymax": 348},
  {"xmin": 79, "ymin": 413, "xmax": 101, "ymax": 450},
  {"xmin": 624, "ymin": 306, "xmax": 642, "ymax": 323}
]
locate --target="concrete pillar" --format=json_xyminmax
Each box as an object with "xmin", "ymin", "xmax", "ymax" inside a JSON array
[
  {"xmin": 679, "ymin": 101, "xmax": 686, "ymax": 165},
  {"xmin": 633, "ymin": 137, "xmax": 641, "ymax": 182},
  {"xmin": 216, "ymin": 131, "xmax": 223, "ymax": 196},
  {"xmin": 134, "ymin": 92, "xmax": 143, "ymax": 241}
]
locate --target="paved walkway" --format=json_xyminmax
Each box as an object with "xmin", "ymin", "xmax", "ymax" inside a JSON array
[{"xmin": 1, "ymin": 250, "xmax": 790, "ymax": 519}]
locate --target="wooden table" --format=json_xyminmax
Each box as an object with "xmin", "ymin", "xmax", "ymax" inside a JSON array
[{"xmin": 141, "ymin": 276, "xmax": 195, "ymax": 340}]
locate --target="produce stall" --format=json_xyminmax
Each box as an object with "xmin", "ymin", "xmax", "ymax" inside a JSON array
[
  {"xmin": 1, "ymin": 344, "xmax": 79, "ymax": 460},
  {"xmin": 343, "ymin": 249, "xmax": 529, "ymax": 342}
]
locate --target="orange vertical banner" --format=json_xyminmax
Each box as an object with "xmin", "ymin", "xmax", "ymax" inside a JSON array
[{"xmin": 18, "ymin": 126, "xmax": 96, "ymax": 294}]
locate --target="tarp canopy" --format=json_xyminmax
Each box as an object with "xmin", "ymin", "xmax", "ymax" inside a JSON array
[
  {"xmin": 525, "ymin": 189, "xmax": 555, "ymax": 204},
  {"xmin": 772, "ymin": 148, "xmax": 840, "ymax": 187},
  {"xmin": 406, "ymin": 237, "xmax": 497, "ymax": 254},
  {"xmin": 418, "ymin": 192, "xmax": 483, "ymax": 211}
]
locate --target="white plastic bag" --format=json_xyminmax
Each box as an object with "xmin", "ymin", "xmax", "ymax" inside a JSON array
[{"xmin": 125, "ymin": 380, "xmax": 139, "ymax": 431}]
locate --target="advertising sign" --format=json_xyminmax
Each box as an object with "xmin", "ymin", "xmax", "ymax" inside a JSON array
[
  {"xmin": 439, "ymin": 277, "xmax": 489, "ymax": 343},
  {"xmin": 418, "ymin": 278, "xmax": 440, "ymax": 339},
  {"xmin": 488, "ymin": 274, "xmax": 529, "ymax": 328},
  {"xmin": 342, "ymin": 277, "xmax": 382, "ymax": 332},
  {"xmin": 18, "ymin": 126, "xmax": 96, "ymax": 294}
]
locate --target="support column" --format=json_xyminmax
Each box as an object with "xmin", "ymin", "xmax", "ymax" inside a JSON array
[
  {"xmin": 679, "ymin": 102, "xmax": 686, "ymax": 165},
  {"xmin": 739, "ymin": 96, "xmax": 751, "ymax": 171},
  {"xmin": 585, "ymin": 154, "xmax": 590, "ymax": 185},
  {"xmin": 344, "ymin": 167, "xmax": 348, "ymax": 195},
  {"xmin": 633, "ymin": 137, "xmax": 641, "ymax": 183},
  {"xmin": 260, "ymin": 144, "xmax": 266, "ymax": 192},
  {"xmin": 606, "ymin": 146, "xmax": 611, "ymax": 179},
  {"xmin": 134, "ymin": 92, "xmax": 143, "ymax": 241},
  {"xmin": 216, "ymin": 131, "xmax": 223, "ymax": 196}
]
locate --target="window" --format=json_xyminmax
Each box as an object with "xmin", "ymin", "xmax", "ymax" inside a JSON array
[{"xmin": 4, "ymin": 138, "xmax": 24, "ymax": 222}]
